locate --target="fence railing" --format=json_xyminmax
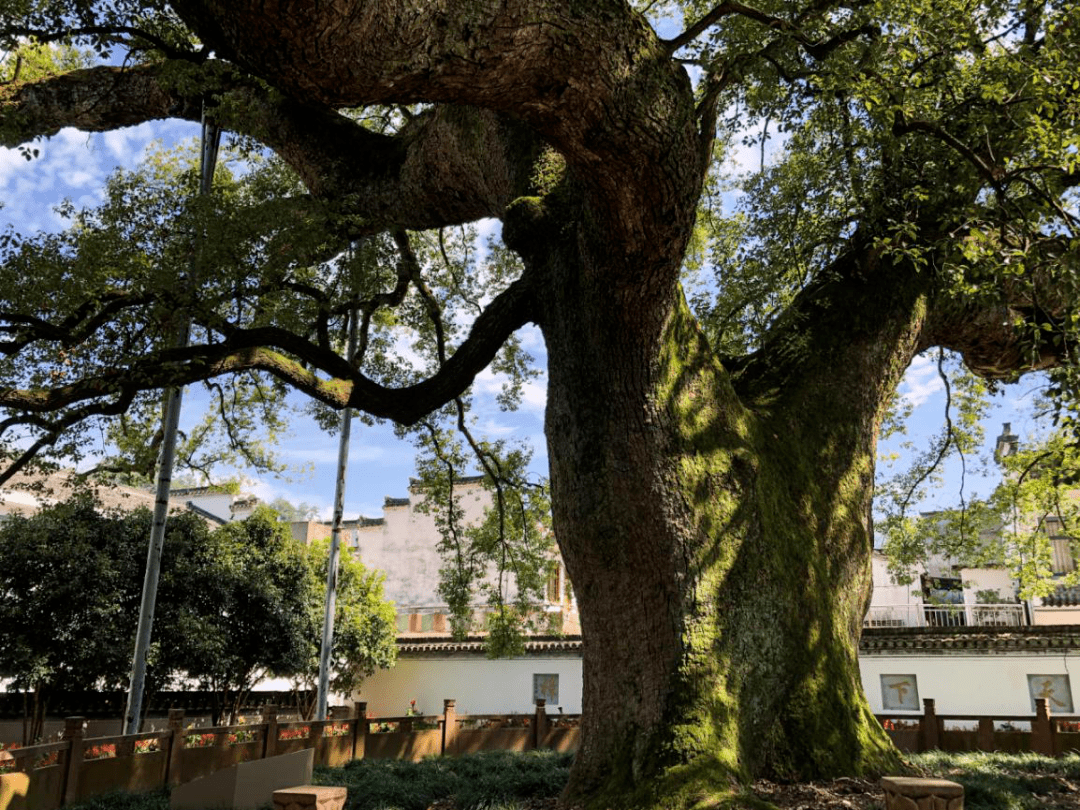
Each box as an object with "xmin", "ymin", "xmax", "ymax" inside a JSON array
[
  {"xmin": 863, "ymin": 603, "xmax": 1025, "ymax": 628},
  {"xmin": 876, "ymin": 697, "xmax": 1080, "ymax": 756},
  {"xmin": 0, "ymin": 699, "xmax": 580, "ymax": 810}
]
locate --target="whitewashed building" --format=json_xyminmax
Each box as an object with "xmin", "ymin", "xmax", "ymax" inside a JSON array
[
  {"xmin": 291, "ymin": 477, "xmax": 577, "ymax": 637},
  {"xmin": 343, "ymin": 469, "xmax": 1080, "ymax": 720}
]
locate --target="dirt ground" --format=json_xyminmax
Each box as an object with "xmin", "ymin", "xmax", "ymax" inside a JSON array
[
  {"xmin": 428, "ymin": 774, "xmax": 1080, "ymax": 808},
  {"xmin": 749, "ymin": 777, "xmax": 887, "ymax": 808}
]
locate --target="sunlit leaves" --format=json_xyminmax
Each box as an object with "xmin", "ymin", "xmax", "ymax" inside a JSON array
[
  {"xmin": 289, "ymin": 534, "xmax": 397, "ymax": 714},
  {"xmin": 881, "ymin": 423, "xmax": 1080, "ymax": 597},
  {"xmin": 411, "ymin": 420, "xmax": 556, "ymax": 656}
]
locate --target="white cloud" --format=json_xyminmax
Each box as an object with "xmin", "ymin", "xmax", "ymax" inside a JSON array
[
  {"xmin": 477, "ymin": 418, "xmax": 518, "ymax": 438},
  {"xmin": 517, "ymin": 324, "xmax": 546, "ymax": 353},
  {"xmin": 900, "ymin": 354, "xmax": 945, "ymax": 408},
  {"xmin": 475, "ymin": 217, "xmax": 502, "ymax": 245},
  {"xmin": 281, "ymin": 441, "xmax": 387, "ymax": 465},
  {"xmin": 720, "ymin": 116, "xmax": 789, "ymax": 178},
  {"xmin": 519, "ymin": 378, "xmax": 547, "ymax": 413},
  {"xmin": 0, "ymin": 121, "xmax": 200, "ymax": 236}
]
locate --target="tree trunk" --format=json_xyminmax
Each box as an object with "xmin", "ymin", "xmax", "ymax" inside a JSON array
[{"xmin": 538, "ymin": 235, "xmax": 922, "ymax": 806}]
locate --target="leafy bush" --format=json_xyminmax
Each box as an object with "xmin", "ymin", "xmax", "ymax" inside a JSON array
[
  {"xmin": 65, "ymin": 790, "xmax": 170, "ymax": 810},
  {"xmin": 315, "ymin": 750, "xmax": 573, "ymax": 810}
]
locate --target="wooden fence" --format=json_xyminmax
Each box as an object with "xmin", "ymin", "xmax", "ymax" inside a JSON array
[
  {"xmin": 16, "ymin": 694, "xmax": 1071, "ymax": 810},
  {"xmin": 876, "ymin": 697, "xmax": 1080, "ymax": 756},
  {"xmin": 0, "ymin": 699, "xmax": 580, "ymax": 810}
]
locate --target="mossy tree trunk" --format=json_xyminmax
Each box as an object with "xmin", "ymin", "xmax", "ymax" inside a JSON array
[
  {"xmin": 3, "ymin": 1, "xmax": 1068, "ymax": 806},
  {"xmin": 523, "ymin": 206, "xmax": 925, "ymax": 804}
]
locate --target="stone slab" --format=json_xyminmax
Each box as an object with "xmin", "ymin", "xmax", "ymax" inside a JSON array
[
  {"xmin": 170, "ymin": 748, "xmax": 314, "ymax": 810},
  {"xmin": 0, "ymin": 772, "xmax": 29, "ymax": 810},
  {"xmin": 273, "ymin": 785, "xmax": 347, "ymax": 810},
  {"xmin": 882, "ymin": 776, "xmax": 964, "ymax": 810}
]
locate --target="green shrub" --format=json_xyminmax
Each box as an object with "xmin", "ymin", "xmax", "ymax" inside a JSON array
[
  {"xmin": 65, "ymin": 790, "xmax": 171, "ymax": 810},
  {"xmin": 315, "ymin": 750, "xmax": 573, "ymax": 810}
]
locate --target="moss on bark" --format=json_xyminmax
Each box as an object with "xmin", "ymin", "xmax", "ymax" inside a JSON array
[{"xmin": 552, "ymin": 286, "xmax": 913, "ymax": 809}]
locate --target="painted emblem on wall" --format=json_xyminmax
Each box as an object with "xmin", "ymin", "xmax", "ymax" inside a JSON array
[
  {"xmin": 880, "ymin": 674, "xmax": 920, "ymax": 710},
  {"xmin": 533, "ymin": 673, "xmax": 559, "ymax": 705},
  {"xmin": 1027, "ymin": 674, "xmax": 1074, "ymax": 713}
]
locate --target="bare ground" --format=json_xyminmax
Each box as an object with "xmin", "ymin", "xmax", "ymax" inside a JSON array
[{"xmin": 428, "ymin": 774, "xmax": 1080, "ymax": 808}]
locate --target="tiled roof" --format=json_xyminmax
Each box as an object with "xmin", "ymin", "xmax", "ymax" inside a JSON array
[
  {"xmin": 1042, "ymin": 586, "xmax": 1080, "ymax": 607},
  {"xmin": 860, "ymin": 626, "xmax": 1080, "ymax": 653},
  {"xmin": 397, "ymin": 635, "xmax": 1080, "ymax": 660},
  {"xmin": 398, "ymin": 635, "xmax": 583, "ymax": 656},
  {"xmin": 0, "ymin": 471, "xmax": 189, "ymax": 517},
  {"xmin": 398, "ymin": 628, "xmax": 1080, "ymax": 657}
]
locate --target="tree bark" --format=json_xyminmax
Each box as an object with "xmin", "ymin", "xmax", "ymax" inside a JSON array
[
  {"xmin": 3, "ymin": 2, "xmax": 1073, "ymax": 806},
  {"xmin": 528, "ymin": 216, "xmax": 922, "ymax": 803}
]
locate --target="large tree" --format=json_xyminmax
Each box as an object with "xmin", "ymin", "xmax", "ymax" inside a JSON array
[{"xmin": 1, "ymin": 0, "xmax": 1078, "ymax": 806}]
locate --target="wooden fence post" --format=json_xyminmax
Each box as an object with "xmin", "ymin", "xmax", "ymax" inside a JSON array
[
  {"xmin": 1033, "ymin": 698, "xmax": 1056, "ymax": 756},
  {"xmin": 977, "ymin": 717, "xmax": 995, "ymax": 752},
  {"xmin": 442, "ymin": 700, "xmax": 457, "ymax": 757},
  {"xmin": 920, "ymin": 699, "xmax": 939, "ymax": 751},
  {"xmin": 533, "ymin": 699, "xmax": 548, "ymax": 750},
  {"xmin": 61, "ymin": 716, "xmax": 85, "ymax": 807},
  {"xmin": 166, "ymin": 709, "xmax": 186, "ymax": 787},
  {"xmin": 116, "ymin": 734, "xmax": 135, "ymax": 760},
  {"xmin": 353, "ymin": 702, "xmax": 367, "ymax": 762},
  {"xmin": 263, "ymin": 704, "xmax": 278, "ymax": 760},
  {"xmin": 310, "ymin": 719, "xmax": 326, "ymax": 767}
]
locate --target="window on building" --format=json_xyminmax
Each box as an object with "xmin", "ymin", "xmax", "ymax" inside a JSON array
[
  {"xmin": 1027, "ymin": 674, "xmax": 1074, "ymax": 713},
  {"xmin": 546, "ymin": 565, "xmax": 562, "ymax": 604},
  {"xmin": 533, "ymin": 673, "xmax": 559, "ymax": 705},
  {"xmin": 1045, "ymin": 518, "xmax": 1076, "ymax": 574},
  {"xmin": 1050, "ymin": 538, "xmax": 1075, "ymax": 575},
  {"xmin": 880, "ymin": 674, "xmax": 920, "ymax": 711}
]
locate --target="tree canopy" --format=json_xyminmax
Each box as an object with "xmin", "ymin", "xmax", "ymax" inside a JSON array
[
  {"xmin": 0, "ymin": 0, "xmax": 1078, "ymax": 805},
  {"xmin": 0, "ymin": 497, "xmax": 396, "ymax": 736}
]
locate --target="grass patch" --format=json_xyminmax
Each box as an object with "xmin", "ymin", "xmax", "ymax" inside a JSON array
[
  {"xmin": 911, "ymin": 750, "xmax": 1080, "ymax": 810},
  {"xmin": 65, "ymin": 789, "xmax": 171, "ymax": 810},
  {"xmin": 314, "ymin": 750, "xmax": 573, "ymax": 810},
  {"xmin": 57, "ymin": 750, "xmax": 1080, "ymax": 810}
]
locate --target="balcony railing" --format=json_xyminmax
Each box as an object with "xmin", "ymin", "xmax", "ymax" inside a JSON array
[{"xmin": 863, "ymin": 603, "xmax": 1025, "ymax": 628}]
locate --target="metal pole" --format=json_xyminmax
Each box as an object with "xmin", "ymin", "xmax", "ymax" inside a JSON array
[
  {"xmin": 124, "ymin": 115, "xmax": 221, "ymax": 734},
  {"xmin": 316, "ymin": 299, "xmax": 358, "ymax": 721}
]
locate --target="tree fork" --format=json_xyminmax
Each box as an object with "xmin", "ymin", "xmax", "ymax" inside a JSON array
[{"xmin": 537, "ymin": 231, "xmax": 924, "ymax": 804}]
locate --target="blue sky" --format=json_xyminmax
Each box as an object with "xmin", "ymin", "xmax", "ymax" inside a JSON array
[
  {"xmin": 0, "ymin": 118, "xmax": 548, "ymax": 518},
  {"xmin": 0, "ymin": 116, "xmax": 1052, "ymax": 527}
]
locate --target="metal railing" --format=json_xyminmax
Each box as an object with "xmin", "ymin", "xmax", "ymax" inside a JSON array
[{"xmin": 863, "ymin": 603, "xmax": 1025, "ymax": 628}]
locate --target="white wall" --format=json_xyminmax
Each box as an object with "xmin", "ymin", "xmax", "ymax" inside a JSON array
[
  {"xmin": 354, "ymin": 484, "xmax": 493, "ymax": 608},
  {"xmin": 356, "ymin": 656, "xmax": 584, "ymax": 717},
  {"xmin": 870, "ymin": 552, "xmax": 922, "ymax": 608},
  {"xmin": 860, "ymin": 652, "xmax": 1080, "ymax": 715},
  {"xmin": 1033, "ymin": 607, "xmax": 1080, "ymax": 625},
  {"xmin": 961, "ymin": 568, "xmax": 1015, "ymax": 604},
  {"xmin": 359, "ymin": 650, "xmax": 1080, "ymax": 720}
]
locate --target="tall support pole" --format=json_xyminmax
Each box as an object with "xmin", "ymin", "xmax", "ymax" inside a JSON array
[
  {"xmin": 124, "ymin": 115, "xmax": 221, "ymax": 735},
  {"xmin": 316, "ymin": 299, "xmax": 359, "ymax": 721}
]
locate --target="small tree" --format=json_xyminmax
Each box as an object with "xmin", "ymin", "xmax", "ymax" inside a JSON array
[
  {"xmin": 177, "ymin": 506, "xmax": 320, "ymax": 725},
  {"xmin": 0, "ymin": 495, "xmax": 397, "ymax": 734},
  {"xmin": 0, "ymin": 493, "xmax": 212, "ymax": 741},
  {"xmin": 291, "ymin": 541, "xmax": 397, "ymax": 720},
  {"xmin": 881, "ymin": 424, "xmax": 1080, "ymax": 598}
]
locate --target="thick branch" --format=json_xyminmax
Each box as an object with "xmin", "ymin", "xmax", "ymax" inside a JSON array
[
  {"xmin": 920, "ymin": 294, "xmax": 1068, "ymax": 379},
  {"xmin": 169, "ymin": 0, "xmax": 705, "ymax": 255},
  {"xmin": 1, "ymin": 62, "xmax": 540, "ymax": 230},
  {"xmin": 0, "ymin": 275, "xmax": 537, "ymax": 427}
]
